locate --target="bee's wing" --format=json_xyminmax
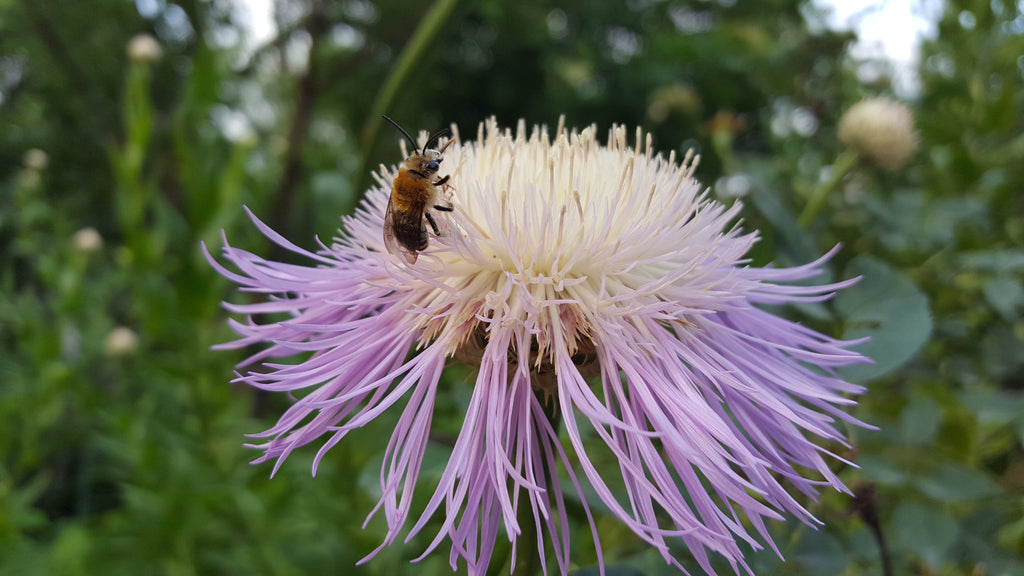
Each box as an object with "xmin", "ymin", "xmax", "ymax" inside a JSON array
[
  {"xmin": 382, "ymin": 198, "xmax": 400, "ymax": 253},
  {"xmin": 383, "ymin": 199, "xmax": 419, "ymax": 264}
]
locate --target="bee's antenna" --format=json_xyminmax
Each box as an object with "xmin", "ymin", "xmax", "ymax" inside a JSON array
[
  {"xmin": 424, "ymin": 128, "xmax": 451, "ymax": 154},
  {"xmin": 382, "ymin": 115, "xmax": 418, "ymax": 152}
]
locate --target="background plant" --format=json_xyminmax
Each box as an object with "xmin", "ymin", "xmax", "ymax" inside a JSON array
[{"xmin": 1, "ymin": 0, "xmax": 1021, "ymax": 574}]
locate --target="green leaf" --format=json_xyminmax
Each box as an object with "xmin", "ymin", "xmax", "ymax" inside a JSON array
[
  {"xmin": 960, "ymin": 390, "xmax": 1024, "ymax": 425},
  {"xmin": 745, "ymin": 171, "xmax": 821, "ymax": 267},
  {"xmin": 856, "ymin": 454, "xmax": 910, "ymax": 486},
  {"xmin": 571, "ymin": 567, "xmax": 644, "ymax": 576},
  {"xmin": 51, "ymin": 524, "xmax": 92, "ymax": 576},
  {"xmin": 865, "ymin": 192, "xmax": 988, "ymax": 253},
  {"xmin": 793, "ymin": 529, "xmax": 848, "ymax": 575},
  {"xmin": 834, "ymin": 256, "xmax": 933, "ymax": 381},
  {"xmin": 982, "ymin": 323, "xmax": 1024, "ymax": 380},
  {"xmin": 899, "ymin": 396, "xmax": 943, "ymax": 445},
  {"xmin": 916, "ymin": 461, "xmax": 1001, "ymax": 502},
  {"xmin": 958, "ymin": 250, "xmax": 1024, "ymax": 273},
  {"xmin": 891, "ymin": 502, "xmax": 958, "ymax": 568},
  {"xmin": 983, "ymin": 275, "xmax": 1024, "ymax": 319}
]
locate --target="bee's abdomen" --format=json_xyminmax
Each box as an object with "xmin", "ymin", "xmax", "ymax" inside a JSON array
[
  {"xmin": 393, "ymin": 210, "xmax": 428, "ymax": 251},
  {"xmin": 390, "ymin": 170, "xmax": 433, "ymax": 252}
]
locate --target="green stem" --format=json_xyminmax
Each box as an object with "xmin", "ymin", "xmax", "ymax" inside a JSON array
[
  {"xmin": 512, "ymin": 500, "xmax": 540, "ymax": 576},
  {"xmin": 512, "ymin": 378, "xmax": 561, "ymax": 576},
  {"xmin": 797, "ymin": 149, "xmax": 858, "ymax": 228},
  {"xmin": 358, "ymin": 0, "xmax": 462, "ymax": 184},
  {"xmin": 116, "ymin": 62, "xmax": 157, "ymax": 264}
]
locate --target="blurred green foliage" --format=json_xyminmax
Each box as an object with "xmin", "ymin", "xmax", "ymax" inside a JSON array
[{"xmin": 1, "ymin": 0, "xmax": 1023, "ymax": 575}]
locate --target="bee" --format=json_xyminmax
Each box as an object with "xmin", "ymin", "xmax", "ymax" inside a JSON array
[{"xmin": 381, "ymin": 115, "xmax": 455, "ymax": 264}]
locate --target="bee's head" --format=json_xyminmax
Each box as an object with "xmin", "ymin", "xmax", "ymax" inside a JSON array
[
  {"xmin": 404, "ymin": 136, "xmax": 453, "ymax": 175},
  {"xmin": 405, "ymin": 149, "xmax": 440, "ymax": 174},
  {"xmin": 382, "ymin": 116, "xmax": 455, "ymax": 178}
]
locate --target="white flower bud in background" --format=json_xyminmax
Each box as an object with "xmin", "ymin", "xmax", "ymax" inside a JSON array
[
  {"xmin": 72, "ymin": 227, "xmax": 104, "ymax": 253},
  {"xmin": 105, "ymin": 326, "xmax": 139, "ymax": 357},
  {"xmin": 23, "ymin": 149, "xmax": 49, "ymax": 171},
  {"xmin": 127, "ymin": 34, "xmax": 162, "ymax": 64},
  {"xmin": 838, "ymin": 97, "xmax": 918, "ymax": 171}
]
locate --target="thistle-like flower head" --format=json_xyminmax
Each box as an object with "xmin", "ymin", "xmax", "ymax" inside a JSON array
[
  {"xmin": 127, "ymin": 33, "xmax": 163, "ymax": 64},
  {"xmin": 838, "ymin": 97, "xmax": 918, "ymax": 171},
  {"xmin": 208, "ymin": 118, "xmax": 869, "ymax": 575}
]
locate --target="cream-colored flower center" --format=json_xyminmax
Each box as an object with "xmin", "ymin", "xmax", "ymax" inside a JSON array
[{"xmin": 389, "ymin": 119, "xmax": 751, "ymax": 371}]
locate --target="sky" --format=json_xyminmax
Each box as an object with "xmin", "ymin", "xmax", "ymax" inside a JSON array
[
  {"xmin": 811, "ymin": 0, "xmax": 944, "ymax": 95},
  {"xmin": 234, "ymin": 0, "xmax": 942, "ymax": 96},
  {"xmin": 815, "ymin": 0, "xmax": 941, "ymax": 62}
]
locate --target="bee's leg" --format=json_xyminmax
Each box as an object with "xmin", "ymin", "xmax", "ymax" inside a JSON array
[
  {"xmin": 425, "ymin": 212, "xmax": 441, "ymax": 235},
  {"xmin": 434, "ymin": 179, "xmax": 454, "ymax": 211},
  {"xmin": 435, "ymin": 175, "xmax": 456, "ymax": 207}
]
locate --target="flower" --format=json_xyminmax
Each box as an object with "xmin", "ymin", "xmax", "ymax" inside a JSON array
[
  {"xmin": 837, "ymin": 97, "xmax": 918, "ymax": 171},
  {"xmin": 127, "ymin": 33, "xmax": 162, "ymax": 64},
  {"xmin": 105, "ymin": 326, "xmax": 139, "ymax": 357},
  {"xmin": 72, "ymin": 227, "xmax": 103, "ymax": 253},
  {"xmin": 23, "ymin": 148, "xmax": 49, "ymax": 171},
  {"xmin": 207, "ymin": 118, "xmax": 870, "ymax": 574}
]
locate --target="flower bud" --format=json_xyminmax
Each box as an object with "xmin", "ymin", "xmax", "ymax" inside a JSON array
[
  {"xmin": 72, "ymin": 227, "xmax": 103, "ymax": 253},
  {"xmin": 105, "ymin": 326, "xmax": 139, "ymax": 357},
  {"xmin": 23, "ymin": 149, "xmax": 48, "ymax": 171},
  {"xmin": 838, "ymin": 97, "xmax": 918, "ymax": 171},
  {"xmin": 127, "ymin": 34, "xmax": 162, "ymax": 64}
]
